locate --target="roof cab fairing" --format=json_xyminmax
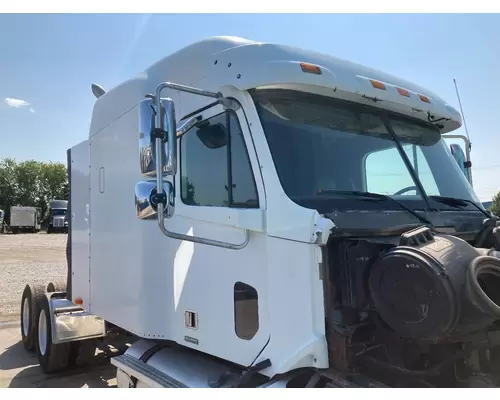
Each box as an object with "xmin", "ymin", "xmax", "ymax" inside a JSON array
[
  {"xmin": 207, "ymin": 45, "xmax": 461, "ymax": 133},
  {"xmin": 88, "ymin": 36, "xmax": 462, "ymax": 138}
]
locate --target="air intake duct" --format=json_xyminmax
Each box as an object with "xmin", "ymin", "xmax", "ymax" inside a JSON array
[{"xmin": 368, "ymin": 226, "xmax": 500, "ymax": 341}]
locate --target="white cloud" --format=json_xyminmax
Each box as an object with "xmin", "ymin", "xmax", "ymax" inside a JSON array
[
  {"xmin": 4, "ymin": 97, "xmax": 29, "ymax": 108},
  {"xmin": 4, "ymin": 97, "xmax": 35, "ymax": 113}
]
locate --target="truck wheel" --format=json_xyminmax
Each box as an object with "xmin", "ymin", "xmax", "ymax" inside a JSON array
[
  {"xmin": 35, "ymin": 295, "xmax": 71, "ymax": 373},
  {"xmin": 46, "ymin": 280, "xmax": 67, "ymax": 293},
  {"xmin": 20, "ymin": 283, "xmax": 46, "ymax": 352}
]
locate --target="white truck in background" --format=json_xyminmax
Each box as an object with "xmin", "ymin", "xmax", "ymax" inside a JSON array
[
  {"xmin": 9, "ymin": 206, "xmax": 41, "ymax": 234},
  {"xmin": 19, "ymin": 36, "xmax": 500, "ymax": 388}
]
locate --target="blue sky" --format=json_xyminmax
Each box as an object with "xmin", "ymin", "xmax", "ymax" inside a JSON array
[{"xmin": 0, "ymin": 13, "xmax": 498, "ymax": 201}]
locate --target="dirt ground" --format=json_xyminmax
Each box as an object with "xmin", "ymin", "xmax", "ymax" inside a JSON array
[
  {"xmin": 0, "ymin": 323, "xmax": 117, "ymax": 388},
  {"xmin": 0, "ymin": 233, "xmax": 116, "ymax": 388},
  {"xmin": 0, "ymin": 233, "xmax": 67, "ymax": 322}
]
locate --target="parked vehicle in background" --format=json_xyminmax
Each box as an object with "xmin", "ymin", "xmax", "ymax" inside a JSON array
[
  {"xmin": 47, "ymin": 199, "xmax": 68, "ymax": 234},
  {"xmin": 9, "ymin": 206, "xmax": 42, "ymax": 234},
  {"xmin": 0, "ymin": 209, "xmax": 4, "ymax": 233}
]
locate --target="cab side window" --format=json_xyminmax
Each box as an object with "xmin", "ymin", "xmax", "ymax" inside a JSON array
[{"xmin": 180, "ymin": 110, "xmax": 259, "ymax": 208}]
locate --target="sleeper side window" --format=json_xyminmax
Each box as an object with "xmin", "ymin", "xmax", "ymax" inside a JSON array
[{"xmin": 180, "ymin": 110, "xmax": 259, "ymax": 208}]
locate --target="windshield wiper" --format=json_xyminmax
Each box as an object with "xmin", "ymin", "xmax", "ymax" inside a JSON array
[
  {"xmin": 429, "ymin": 195, "xmax": 491, "ymax": 218},
  {"xmin": 317, "ymin": 189, "xmax": 434, "ymax": 227}
]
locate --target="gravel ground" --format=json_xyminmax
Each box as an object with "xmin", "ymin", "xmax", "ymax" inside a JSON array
[{"xmin": 0, "ymin": 233, "xmax": 67, "ymax": 322}]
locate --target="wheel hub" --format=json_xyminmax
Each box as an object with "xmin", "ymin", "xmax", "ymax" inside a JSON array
[
  {"xmin": 38, "ymin": 309, "xmax": 48, "ymax": 356},
  {"xmin": 22, "ymin": 297, "xmax": 29, "ymax": 337}
]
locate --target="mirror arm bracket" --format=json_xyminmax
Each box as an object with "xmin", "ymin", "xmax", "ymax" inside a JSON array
[
  {"xmin": 151, "ymin": 191, "xmax": 167, "ymax": 207},
  {"xmin": 159, "ymin": 223, "xmax": 251, "ymax": 251},
  {"xmin": 145, "ymin": 90, "xmax": 239, "ymax": 112},
  {"xmin": 219, "ymin": 97, "xmax": 239, "ymax": 111},
  {"xmin": 151, "ymin": 127, "xmax": 167, "ymax": 142},
  {"xmin": 149, "ymin": 82, "xmax": 250, "ymax": 250}
]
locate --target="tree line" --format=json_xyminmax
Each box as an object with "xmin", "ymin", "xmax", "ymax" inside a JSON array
[
  {"xmin": 492, "ymin": 192, "xmax": 500, "ymax": 218},
  {"xmin": 0, "ymin": 156, "xmax": 499, "ymax": 222},
  {"xmin": 0, "ymin": 158, "xmax": 68, "ymax": 224}
]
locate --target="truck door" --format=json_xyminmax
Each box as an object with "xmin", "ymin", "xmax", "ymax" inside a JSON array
[{"xmin": 164, "ymin": 102, "xmax": 270, "ymax": 367}]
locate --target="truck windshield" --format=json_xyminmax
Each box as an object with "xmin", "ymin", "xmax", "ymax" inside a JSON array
[
  {"xmin": 52, "ymin": 209, "xmax": 66, "ymax": 216},
  {"xmin": 251, "ymin": 89, "xmax": 482, "ymax": 213}
]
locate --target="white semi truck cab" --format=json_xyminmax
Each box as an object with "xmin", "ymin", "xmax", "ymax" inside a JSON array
[{"xmin": 20, "ymin": 36, "xmax": 500, "ymax": 388}]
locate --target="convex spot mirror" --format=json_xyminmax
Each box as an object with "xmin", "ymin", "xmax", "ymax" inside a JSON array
[{"xmin": 135, "ymin": 180, "xmax": 175, "ymax": 220}]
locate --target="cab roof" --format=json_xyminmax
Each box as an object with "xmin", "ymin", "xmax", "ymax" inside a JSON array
[{"xmin": 89, "ymin": 36, "xmax": 461, "ymax": 137}]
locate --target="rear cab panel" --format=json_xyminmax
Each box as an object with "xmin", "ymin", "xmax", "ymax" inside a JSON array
[{"xmin": 70, "ymin": 139, "xmax": 91, "ymax": 307}]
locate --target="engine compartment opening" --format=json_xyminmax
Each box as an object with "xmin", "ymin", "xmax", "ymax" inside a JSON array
[{"xmin": 324, "ymin": 225, "xmax": 500, "ymax": 388}]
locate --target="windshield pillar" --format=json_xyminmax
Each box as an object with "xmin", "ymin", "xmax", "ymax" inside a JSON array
[{"xmin": 381, "ymin": 116, "xmax": 434, "ymax": 212}]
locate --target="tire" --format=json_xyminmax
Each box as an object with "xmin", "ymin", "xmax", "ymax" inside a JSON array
[
  {"xmin": 35, "ymin": 295, "xmax": 71, "ymax": 373},
  {"xmin": 46, "ymin": 280, "xmax": 67, "ymax": 293},
  {"xmin": 47, "ymin": 227, "xmax": 52, "ymax": 234},
  {"xmin": 70, "ymin": 340, "xmax": 97, "ymax": 367},
  {"xmin": 20, "ymin": 283, "xmax": 46, "ymax": 352}
]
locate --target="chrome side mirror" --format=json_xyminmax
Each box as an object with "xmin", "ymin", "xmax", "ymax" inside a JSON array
[
  {"xmin": 138, "ymin": 98, "xmax": 174, "ymax": 178},
  {"xmin": 140, "ymin": 93, "xmax": 206, "ymax": 178},
  {"xmin": 137, "ymin": 81, "xmax": 240, "ymax": 239},
  {"xmin": 137, "ymin": 94, "xmax": 179, "ymax": 223},
  {"xmin": 443, "ymin": 134, "xmax": 473, "ymax": 187},
  {"xmin": 135, "ymin": 180, "xmax": 174, "ymax": 220},
  {"xmin": 449, "ymin": 143, "xmax": 468, "ymax": 174}
]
